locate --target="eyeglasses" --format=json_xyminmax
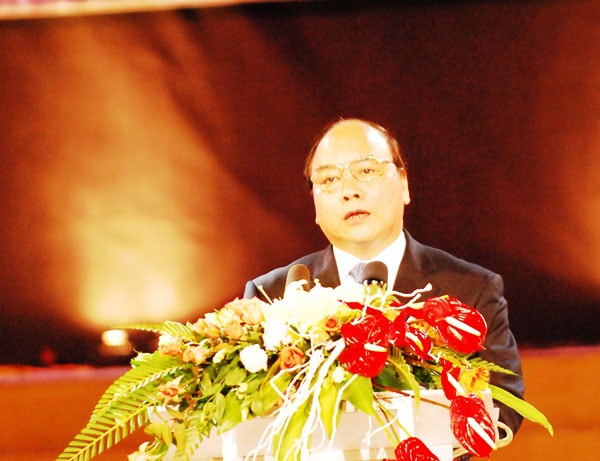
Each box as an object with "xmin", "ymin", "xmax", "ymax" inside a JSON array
[{"xmin": 310, "ymin": 156, "xmax": 396, "ymax": 192}]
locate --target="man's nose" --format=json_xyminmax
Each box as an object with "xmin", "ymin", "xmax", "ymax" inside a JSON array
[{"xmin": 340, "ymin": 170, "xmax": 363, "ymax": 200}]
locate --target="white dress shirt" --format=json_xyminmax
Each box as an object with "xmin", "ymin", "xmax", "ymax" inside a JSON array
[{"xmin": 332, "ymin": 231, "xmax": 406, "ymax": 289}]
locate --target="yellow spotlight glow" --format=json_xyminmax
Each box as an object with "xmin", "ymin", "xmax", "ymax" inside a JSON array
[{"xmin": 101, "ymin": 329, "xmax": 129, "ymax": 347}]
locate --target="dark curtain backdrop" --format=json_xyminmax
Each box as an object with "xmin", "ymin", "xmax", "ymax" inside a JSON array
[{"xmin": 1, "ymin": 0, "xmax": 599, "ymax": 365}]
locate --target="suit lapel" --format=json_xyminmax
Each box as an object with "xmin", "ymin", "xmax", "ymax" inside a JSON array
[
  {"xmin": 393, "ymin": 231, "xmax": 438, "ymax": 297},
  {"xmin": 309, "ymin": 246, "xmax": 341, "ymax": 288},
  {"xmin": 310, "ymin": 233, "xmax": 437, "ymax": 295}
]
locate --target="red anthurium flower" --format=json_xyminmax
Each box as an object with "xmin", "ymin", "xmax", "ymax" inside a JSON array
[
  {"xmin": 422, "ymin": 297, "xmax": 487, "ymax": 354},
  {"xmin": 339, "ymin": 314, "xmax": 390, "ymax": 377},
  {"xmin": 440, "ymin": 360, "xmax": 463, "ymax": 400},
  {"xmin": 393, "ymin": 437, "xmax": 441, "ymax": 461},
  {"xmin": 344, "ymin": 301, "xmax": 384, "ymax": 316},
  {"xmin": 389, "ymin": 314, "xmax": 433, "ymax": 361},
  {"xmin": 450, "ymin": 394, "xmax": 497, "ymax": 457}
]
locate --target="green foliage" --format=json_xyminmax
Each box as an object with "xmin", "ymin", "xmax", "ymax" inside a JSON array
[
  {"xmin": 342, "ymin": 375, "xmax": 375, "ymax": 416},
  {"xmin": 273, "ymin": 400, "xmax": 310, "ymax": 461},
  {"xmin": 318, "ymin": 374, "xmax": 341, "ymax": 438},
  {"xmin": 57, "ymin": 289, "xmax": 553, "ymax": 461},
  {"xmin": 490, "ymin": 384, "xmax": 554, "ymax": 435},
  {"xmin": 121, "ymin": 321, "xmax": 196, "ymax": 341},
  {"xmin": 56, "ymin": 353, "xmax": 183, "ymax": 460}
]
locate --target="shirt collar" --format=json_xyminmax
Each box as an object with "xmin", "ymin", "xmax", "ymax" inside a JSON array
[{"xmin": 333, "ymin": 231, "xmax": 406, "ymax": 288}]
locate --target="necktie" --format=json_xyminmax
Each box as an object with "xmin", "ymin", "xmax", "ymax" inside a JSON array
[
  {"xmin": 350, "ymin": 261, "xmax": 388, "ymax": 286},
  {"xmin": 349, "ymin": 262, "xmax": 366, "ymax": 283}
]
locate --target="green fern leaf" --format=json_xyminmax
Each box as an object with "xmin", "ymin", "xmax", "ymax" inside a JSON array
[
  {"xmin": 122, "ymin": 321, "xmax": 196, "ymax": 341},
  {"xmin": 57, "ymin": 354, "xmax": 185, "ymax": 460}
]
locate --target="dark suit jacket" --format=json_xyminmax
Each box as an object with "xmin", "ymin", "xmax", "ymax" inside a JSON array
[{"xmin": 244, "ymin": 231, "xmax": 524, "ymax": 434}]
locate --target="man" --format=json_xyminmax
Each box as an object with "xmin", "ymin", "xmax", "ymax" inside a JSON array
[{"xmin": 244, "ymin": 118, "xmax": 524, "ymax": 441}]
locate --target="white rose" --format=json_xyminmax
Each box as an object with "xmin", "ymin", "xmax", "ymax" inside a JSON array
[
  {"xmin": 239, "ymin": 344, "xmax": 268, "ymax": 373},
  {"xmin": 333, "ymin": 279, "xmax": 367, "ymax": 303},
  {"xmin": 262, "ymin": 319, "xmax": 292, "ymax": 351},
  {"xmin": 266, "ymin": 282, "xmax": 345, "ymax": 333}
]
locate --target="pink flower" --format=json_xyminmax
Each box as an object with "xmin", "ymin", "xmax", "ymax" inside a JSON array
[
  {"xmin": 322, "ymin": 314, "xmax": 343, "ymax": 333},
  {"xmin": 182, "ymin": 345, "xmax": 209, "ymax": 365},
  {"xmin": 225, "ymin": 297, "xmax": 265, "ymax": 325},
  {"xmin": 279, "ymin": 345, "xmax": 305, "ymax": 370},
  {"xmin": 157, "ymin": 335, "xmax": 181, "ymax": 356},
  {"xmin": 191, "ymin": 317, "xmax": 221, "ymax": 339},
  {"xmin": 222, "ymin": 315, "xmax": 244, "ymax": 340},
  {"xmin": 157, "ymin": 377, "xmax": 182, "ymax": 405}
]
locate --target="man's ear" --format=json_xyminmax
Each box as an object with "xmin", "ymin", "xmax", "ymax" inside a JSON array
[{"xmin": 401, "ymin": 174, "xmax": 410, "ymax": 205}]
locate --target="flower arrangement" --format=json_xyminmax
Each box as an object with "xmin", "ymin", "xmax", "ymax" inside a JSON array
[{"xmin": 57, "ymin": 278, "xmax": 552, "ymax": 461}]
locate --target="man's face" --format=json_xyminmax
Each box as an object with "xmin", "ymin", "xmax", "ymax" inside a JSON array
[{"xmin": 310, "ymin": 120, "xmax": 410, "ymax": 260}]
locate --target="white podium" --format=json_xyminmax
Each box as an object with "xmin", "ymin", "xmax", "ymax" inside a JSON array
[{"xmin": 160, "ymin": 390, "xmax": 498, "ymax": 461}]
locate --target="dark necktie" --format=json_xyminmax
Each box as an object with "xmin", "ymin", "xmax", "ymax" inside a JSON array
[
  {"xmin": 350, "ymin": 261, "xmax": 388, "ymax": 286},
  {"xmin": 349, "ymin": 262, "xmax": 366, "ymax": 283}
]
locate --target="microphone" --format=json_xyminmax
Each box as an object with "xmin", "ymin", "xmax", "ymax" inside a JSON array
[
  {"xmin": 361, "ymin": 261, "xmax": 388, "ymax": 287},
  {"xmin": 285, "ymin": 263, "xmax": 311, "ymax": 290}
]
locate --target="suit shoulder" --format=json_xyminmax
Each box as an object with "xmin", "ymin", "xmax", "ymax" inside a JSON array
[
  {"xmin": 251, "ymin": 250, "xmax": 323, "ymax": 284},
  {"xmin": 423, "ymin": 244, "xmax": 496, "ymax": 278}
]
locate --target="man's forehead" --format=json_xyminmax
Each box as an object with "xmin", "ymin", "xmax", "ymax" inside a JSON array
[{"xmin": 314, "ymin": 122, "xmax": 391, "ymax": 162}]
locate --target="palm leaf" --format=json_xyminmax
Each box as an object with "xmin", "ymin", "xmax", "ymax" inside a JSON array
[
  {"xmin": 468, "ymin": 356, "xmax": 516, "ymax": 375},
  {"xmin": 489, "ymin": 384, "xmax": 554, "ymax": 435},
  {"xmin": 90, "ymin": 353, "xmax": 183, "ymax": 422},
  {"xmin": 122, "ymin": 320, "xmax": 196, "ymax": 342},
  {"xmin": 57, "ymin": 353, "xmax": 184, "ymax": 460}
]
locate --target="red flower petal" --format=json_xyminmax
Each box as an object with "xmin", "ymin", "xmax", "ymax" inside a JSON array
[
  {"xmin": 389, "ymin": 315, "xmax": 432, "ymax": 360},
  {"xmin": 394, "ymin": 437, "xmax": 440, "ymax": 461},
  {"xmin": 450, "ymin": 394, "xmax": 496, "ymax": 457},
  {"xmin": 344, "ymin": 301, "xmax": 384, "ymax": 316},
  {"xmin": 440, "ymin": 360, "xmax": 462, "ymax": 400},
  {"xmin": 422, "ymin": 297, "xmax": 487, "ymax": 354},
  {"xmin": 339, "ymin": 314, "xmax": 390, "ymax": 377}
]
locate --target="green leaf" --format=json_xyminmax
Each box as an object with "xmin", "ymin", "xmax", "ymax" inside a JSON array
[
  {"xmin": 489, "ymin": 385, "xmax": 554, "ymax": 435},
  {"xmin": 342, "ymin": 375, "xmax": 375, "ymax": 416},
  {"xmin": 144, "ymin": 421, "xmax": 172, "ymax": 446},
  {"xmin": 123, "ymin": 320, "xmax": 196, "ymax": 342},
  {"xmin": 173, "ymin": 422, "xmax": 187, "ymax": 450},
  {"xmin": 219, "ymin": 392, "xmax": 243, "ymax": 433},
  {"xmin": 224, "ymin": 366, "xmax": 247, "ymax": 387},
  {"xmin": 318, "ymin": 375, "xmax": 341, "ymax": 438},
  {"xmin": 56, "ymin": 353, "xmax": 184, "ymax": 460},
  {"xmin": 374, "ymin": 364, "xmax": 411, "ymax": 391},
  {"xmin": 214, "ymin": 392, "xmax": 226, "ymax": 424},
  {"xmin": 253, "ymin": 373, "xmax": 291, "ymax": 416},
  {"xmin": 273, "ymin": 400, "xmax": 310, "ymax": 461},
  {"xmin": 388, "ymin": 352, "xmax": 421, "ymax": 405}
]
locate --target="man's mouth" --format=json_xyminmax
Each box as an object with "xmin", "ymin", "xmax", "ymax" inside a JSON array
[{"xmin": 344, "ymin": 210, "xmax": 370, "ymax": 221}]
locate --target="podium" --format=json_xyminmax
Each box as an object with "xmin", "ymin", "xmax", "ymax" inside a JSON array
[{"xmin": 159, "ymin": 390, "xmax": 499, "ymax": 461}]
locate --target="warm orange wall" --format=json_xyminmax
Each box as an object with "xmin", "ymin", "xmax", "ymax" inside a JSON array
[
  {"xmin": 1, "ymin": 346, "xmax": 597, "ymax": 460},
  {"xmin": 0, "ymin": 2, "xmax": 599, "ymax": 366}
]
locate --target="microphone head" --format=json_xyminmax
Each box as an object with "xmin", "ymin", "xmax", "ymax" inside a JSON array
[
  {"xmin": 362, "ymin": 261, "xmax": 388, "ymax": 286},
  {"xmin": 285, "ymin": 263, "xmax": 311, "ymax": 290}
]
